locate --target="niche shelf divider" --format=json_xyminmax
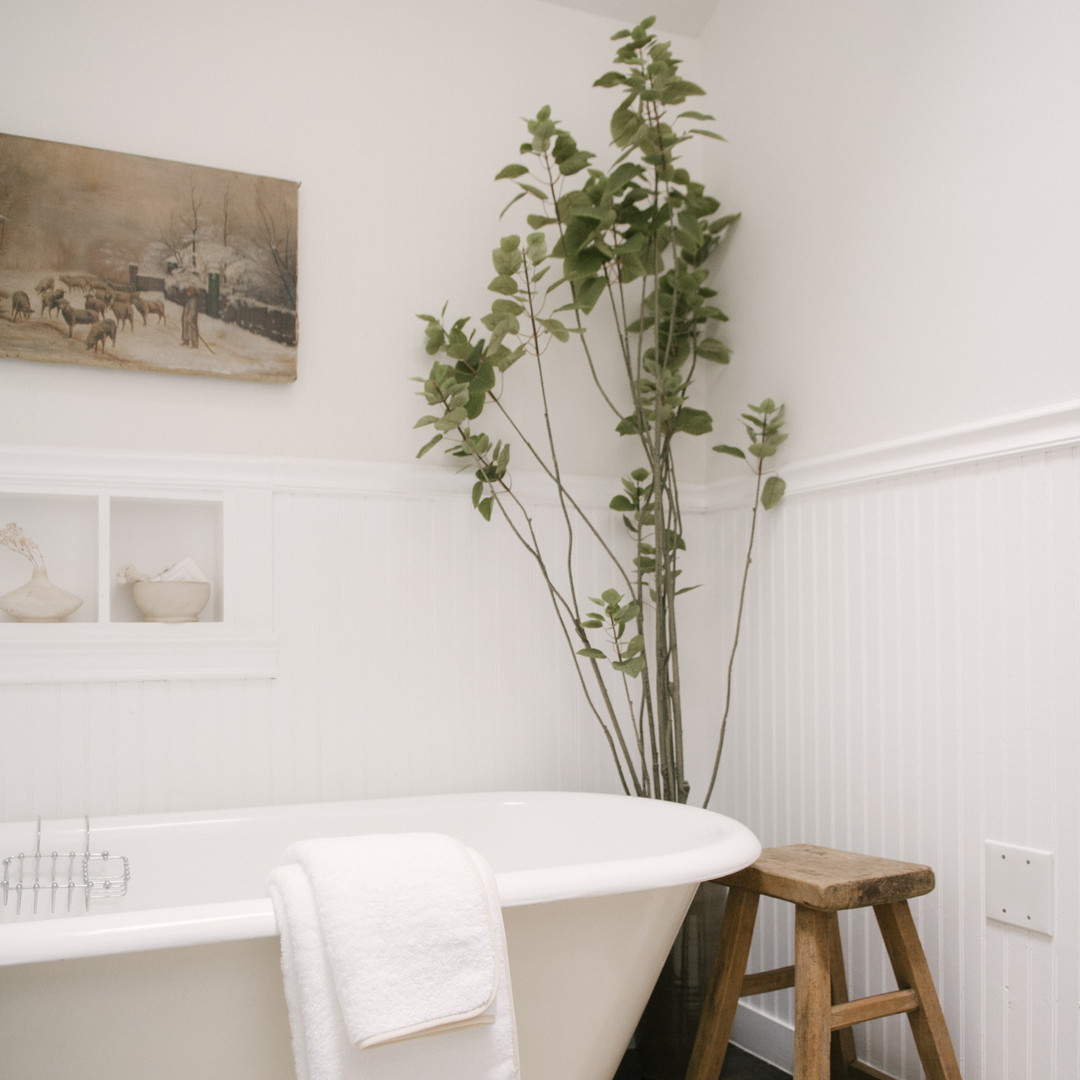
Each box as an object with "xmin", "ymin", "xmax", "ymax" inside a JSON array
[{"xmin": 97, "ymin": 492, "xmax": 111, "ymax": 624}]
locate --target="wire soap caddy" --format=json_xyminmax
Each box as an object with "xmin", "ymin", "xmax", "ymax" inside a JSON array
[{"xmin": 1, "ymin": 816, "xmax": 130, "ymax": 917}]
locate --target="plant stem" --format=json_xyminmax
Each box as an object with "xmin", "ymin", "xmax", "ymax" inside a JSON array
[{"xmin": 702, "ymin": 454, "xmax": 766, "ymax": 809}]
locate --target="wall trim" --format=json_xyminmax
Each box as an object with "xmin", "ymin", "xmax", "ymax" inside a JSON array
[
  {"xmin": 698, "ymin": 398, "xmax": 1080, "ymax": 511},
  {"xmin": 731, "ymin": 1001, "xmax": 795, "ymax": 1074},
  {"xmin": 771, "ymin": 398, "xmax": 1080, "ymax": 496},
  {"xmin": 4, "ymin": 398, "xmax": 1079, "ymax": 511},
  {"xmin": 0, "ymin": 629, "xmax": 279, "ymax": 683}
]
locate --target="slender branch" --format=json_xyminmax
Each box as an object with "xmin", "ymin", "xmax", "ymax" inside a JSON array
[
  {"xmin": 702, "ymin": 454, "xmax": 766, "ymax": 809},
  {"xmin": 540, "ymin": 150, "xmax": 622, "ymax": 418}
]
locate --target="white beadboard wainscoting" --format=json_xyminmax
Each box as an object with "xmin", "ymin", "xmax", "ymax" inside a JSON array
[
  {"xmin": 704, "ymin": 408, "xmax": 1080, "ymax": 1080},
  {"xmin": 2, "ymin": 399, "xmax": 1080, "ymax": 1080},
  {"xmin": 0, "ymin": 449, "xmax": 632, "ymax": 821}
]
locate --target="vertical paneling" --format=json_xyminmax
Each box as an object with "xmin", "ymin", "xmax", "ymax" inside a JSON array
[
  {"xmin": 706, "ymin": 444, "xmax": 1080, "ymax": 1080},
  {"xmin": 0, "ymin": 481, "xmax": 623, "ymax": 825},
  {"xmin": 1, "ymin": 440, "xmax": 1077, "ymax": 1080}
]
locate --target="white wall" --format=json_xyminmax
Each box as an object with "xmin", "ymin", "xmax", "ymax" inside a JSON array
[
  {"xmin": 693, "ymin": 5, "xmax": 1080, "ymax": 1078},
  {"xmin": 0, "ymin": 0, "xmax": 701, "ymax": 478},
  {"xmin": 699, "ymin": 0, "xmax": 1080, "ymax": 469}
]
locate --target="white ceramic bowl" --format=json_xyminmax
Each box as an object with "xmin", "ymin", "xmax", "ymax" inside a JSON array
[{"xmin": 132, "ymin": 580, "xmax": 211, "ymax": 623}]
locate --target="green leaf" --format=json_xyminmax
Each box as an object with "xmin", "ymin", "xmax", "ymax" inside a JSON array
[
  {"xmin": 696, "ymin": 338, "xmax": 731, "ymax": 364},
  {"xmin": 611, "ymin": 107, "xmax": 641, "ymax": 147},
  {"xmin": 495, "ymin": 163, "xmax": 529, "ymax": 180},
  {"xmin": 712, "ymin": 444, "xmax": 746, "ymax": 459},
  {"xmin": 565, "ymin": 247, "xmax": 608, "ymax": 277},
  {"xmin": 762, "ymin": 475, "xmax": 786, "ymax": 510},
  {"xmin": 577, "ymin": 647, "xmax": 607, "ymax": 659},
  {"xmin": 612, "ymin": 655, "xmax": 646, "ymax": 678},
  {"xmin": 517, "ymin": 182, "xmax": 548, "ymax": 201},
  {"xmin": 574, "ymin": 275, "xmax": 606, "ymax": 313},
  {"xmin": 499, "ymin": 190, "xmax": 526, "ymax": 219},
  {"xmin": 539, "ymin": 317, "xmax": 571, "ymax": 342},
  {"xmin": 471, "ymin": 358, "xmax": 496, "ymax": 393},
  {"xmin": 417, "ymin": 433, "xmax": 443, "ymax": 458},
  {"xmin": 477, "ymin": 496, "xmax": 494, "ymax": 521},
  {"xmin": 593, "ymin": 71, "xmax": 627, "ymax": 88},
  {"xmin": 674, "ymin": 407, "xmax": 713, "ymax": 436},
  {"xmin": 488, "ymin": 275, "xmax": 519, "ymax": 296},
  {"xmin": 609, "ymin": 494, "xmax": 635, "ymax": 512},
  {"xmin": 616, "ymin": 414, "xmax": 642, "ymax": 436}
]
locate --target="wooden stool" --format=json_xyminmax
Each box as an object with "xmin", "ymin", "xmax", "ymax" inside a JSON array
[{"xmin": 684, "ymin": 845, "xmax": 962, "ymax": 1080}]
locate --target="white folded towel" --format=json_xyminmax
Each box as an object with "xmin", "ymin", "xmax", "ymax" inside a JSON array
[{"xmin": 268, "ymin": 832, "xmax": 520, "ymax": 1080}]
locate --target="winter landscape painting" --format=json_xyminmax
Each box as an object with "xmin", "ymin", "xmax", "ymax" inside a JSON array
[{"xmin": 0, "ymin": 132, "xmax": 298, "ymax": 382}]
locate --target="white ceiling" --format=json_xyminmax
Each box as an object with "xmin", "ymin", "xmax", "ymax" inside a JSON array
[{"xmin": 536, "ymin": 0, "xmax": 721, "ymax": 38}]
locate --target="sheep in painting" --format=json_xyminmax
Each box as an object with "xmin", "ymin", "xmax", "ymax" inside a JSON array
[
  {"xmin": 39, "ymin": 288, "xmax": 65, "ymax": 316},
  {"xmin": 34, "ymin": 276, "xmax": 55, "ymax": 294},
  {"xmin": 84, "ymin": 318, "xmax": 117, "ymax": 353},
  {"xmin": 11, "ymin": 291, "xmax": 32, "ymax": 320},
  {"xmin": 133, "ymin": 297, "xmax": 166, "ymax": 325},
  {"xmin": 59, "ymin": 299, "xmax": 98, "ymax": 337},
  {"xmin": 110, "ymin": 299, "xmax": 135, "ymax": 332}
]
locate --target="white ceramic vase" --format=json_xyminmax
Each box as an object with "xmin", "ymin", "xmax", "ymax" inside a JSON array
[{"xmin": 0, "ymin": 567, "xmax": 83, "ymax": 622}]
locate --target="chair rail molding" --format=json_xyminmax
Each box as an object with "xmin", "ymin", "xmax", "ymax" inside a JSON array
[{"xmin": 701, "ymin": 399, "xmax": 1080, "ymax": 511}]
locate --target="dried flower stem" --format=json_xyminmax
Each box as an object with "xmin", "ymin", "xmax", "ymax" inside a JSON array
[{"xmin": 0, "ymin": 522, "xmax": 47, "ymax": 571}]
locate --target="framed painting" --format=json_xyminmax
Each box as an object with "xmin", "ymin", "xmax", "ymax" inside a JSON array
[{"xmin": 0, "ymin": 132, "xmax": 297, "ymax": 382}]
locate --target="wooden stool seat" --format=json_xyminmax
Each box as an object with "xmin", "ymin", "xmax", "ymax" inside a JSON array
[{"xmin": 685, "ymin": 845, "xmax": 962, "ymax": 1080}]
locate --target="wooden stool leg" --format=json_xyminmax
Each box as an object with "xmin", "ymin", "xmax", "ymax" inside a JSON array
[
  {"xmin": 684, "ymin": 885, "xmax": 760, "ymax": 1080},
  {"xmin": 873, "ymin": 901, "xmax": 963, "ymax": 1080},
  {"xmin": 825, "ymin": 913, "xmax": 858, "ymax": 1080},
  {"xmin": 794, "ymin": 906, "xmax": 833, "ymax": 1080}
]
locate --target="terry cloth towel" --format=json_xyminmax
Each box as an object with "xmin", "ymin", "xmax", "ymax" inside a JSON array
[{"xmin": 268, "ymin": 832, "xmax": 520, "ymax": 1080}]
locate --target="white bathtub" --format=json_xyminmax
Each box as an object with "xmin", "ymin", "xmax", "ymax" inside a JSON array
[{"xmin": 0, "ymin": 790, "xmax": 759, "ymax": 1080}]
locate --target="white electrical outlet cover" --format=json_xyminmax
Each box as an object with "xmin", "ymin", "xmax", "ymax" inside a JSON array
[{"xmin": 984, "ymin": 840, "xmax": 1054, "ymax": 935}]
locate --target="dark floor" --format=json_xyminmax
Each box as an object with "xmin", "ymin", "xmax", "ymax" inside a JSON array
[{"xmin": 615, "ymin": 1044, "xmax": 790, "ymax": 1080}]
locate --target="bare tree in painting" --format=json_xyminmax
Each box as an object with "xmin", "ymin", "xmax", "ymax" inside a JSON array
[
  {"xmin": 0, "ymin": 161, "xmax": 24, "ymax": 259},
  {"xmin": 185, "ymin": 177, "xmax": 203, "ymax": 270},
  {"xmin": 221, "ymin": 179, "xmax": 231, "ymax": 252},
  {"xmin": 155, "ymin": 213, "xmax": 190, "ymax": 272},
  {"xmin": 254, "ymin": 181, "xmax": 296, "ymax": 309}
]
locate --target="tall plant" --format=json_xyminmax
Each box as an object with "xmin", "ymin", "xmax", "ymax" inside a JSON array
[{"xmin": 414, "ymin": 17, "xmax": 786, "ymax": 806}]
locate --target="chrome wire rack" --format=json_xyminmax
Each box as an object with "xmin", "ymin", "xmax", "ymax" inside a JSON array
[{"xmin": 1, "ymin": 816, "xmax": 130, "ymax": 916}]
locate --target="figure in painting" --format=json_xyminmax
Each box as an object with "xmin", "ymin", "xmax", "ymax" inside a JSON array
[{"xmin": 181, "ymin": 287, "xmax": 199, "ymax": 348}]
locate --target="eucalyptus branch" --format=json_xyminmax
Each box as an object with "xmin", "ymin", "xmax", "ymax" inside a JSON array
[
  {"xmin": 703, "ymin": 401, "xmax": 788, "ymax": 807},
  {"xmin": 413, "ymin": 17, "xmax": 787, "ymax": 806}
]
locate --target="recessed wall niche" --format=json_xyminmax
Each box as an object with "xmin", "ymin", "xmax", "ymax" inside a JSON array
[
  {"xmin": 0, "ymin": 456, "xmax": 276, "ymax": 683},
  {"xmin": 110, "ymin": 497, "xmax": 224, "ymax": 623},
  {"xmin": 0, "ymin": 493, "xmax": 99, "ymax": 622}
]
